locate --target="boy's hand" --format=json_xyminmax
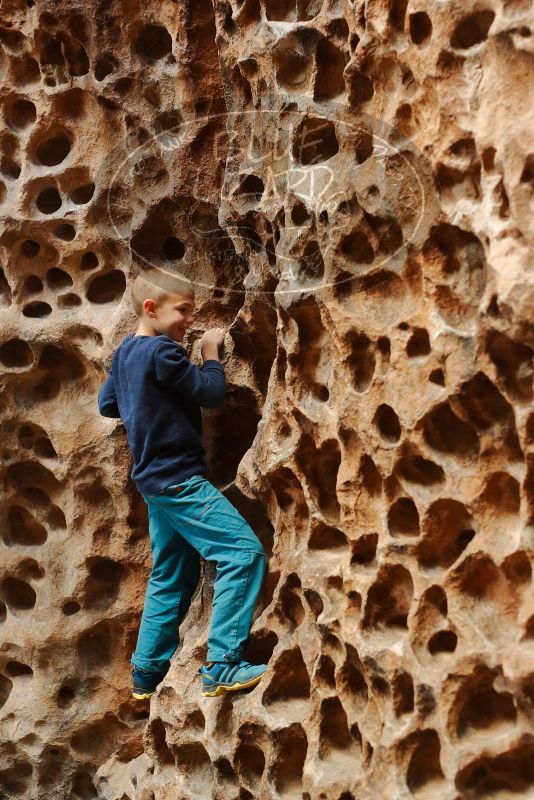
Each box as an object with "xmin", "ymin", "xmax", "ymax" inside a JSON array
[
  {"xmin": 200, "ymin": 328, "xmax": 226, "ymax": 361},
  {"xmin": 200, "ymin": 327, "xmax": 226, "ymax": 349}
]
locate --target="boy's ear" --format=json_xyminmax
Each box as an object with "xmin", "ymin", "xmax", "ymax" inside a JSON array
[{"xmin": 143, "ymin": 298, "xmax": 156, "ymax": 317}]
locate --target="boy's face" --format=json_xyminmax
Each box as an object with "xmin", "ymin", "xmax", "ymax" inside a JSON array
[{"xmin": 148, "ymin": 292, "xmax": 195, "ymax": 342}]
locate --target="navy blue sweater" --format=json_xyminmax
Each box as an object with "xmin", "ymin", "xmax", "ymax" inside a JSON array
[{"xmin": 97, "ymin": 333, "xmax": 225, "ymax": 494}]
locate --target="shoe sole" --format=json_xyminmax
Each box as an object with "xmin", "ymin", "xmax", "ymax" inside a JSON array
[
  {"xmin": 201, "ymin": 671, "xmax": 264, "ymax": 697},
  {"xmin": 132, "ymin": 689, "xmax": 155, "ymax": 699}
]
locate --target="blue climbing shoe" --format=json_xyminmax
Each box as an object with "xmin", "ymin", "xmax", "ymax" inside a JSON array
[
  {"xmin": 197, "ymin": 659, "xmax": 267, "ymax": 697},
  {"xmin": 131, "ymin": 666, "xmax": 166, "ymax": 700}
]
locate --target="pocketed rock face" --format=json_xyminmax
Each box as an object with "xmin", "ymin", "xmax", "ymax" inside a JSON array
[{"xmin": 0, "ymin": 1, "xmax": 532, "ymax": 800}]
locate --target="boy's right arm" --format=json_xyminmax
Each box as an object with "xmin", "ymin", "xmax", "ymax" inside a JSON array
[{"xmin": 153, "ymin": 341, "xmax": 225, "ymax": 409}]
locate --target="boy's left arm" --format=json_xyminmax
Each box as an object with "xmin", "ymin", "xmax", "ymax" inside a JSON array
[{"xmin": 98, "ymin": 367, "xmax": 121, "ymax": 418}]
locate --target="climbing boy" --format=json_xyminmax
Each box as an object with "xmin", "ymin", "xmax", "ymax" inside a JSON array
[{"xmin": 97, "ymin": 266, "xmax": 267, "ymax": 699}]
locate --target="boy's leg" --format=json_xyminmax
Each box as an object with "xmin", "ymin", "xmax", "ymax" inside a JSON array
[
  {"xmin": 145, "ymin": 477, "xmax": 266, "ymax": 664},
  {"xmin": 131, "ymin": 492, "xmax": 201, "ymax": 675}
]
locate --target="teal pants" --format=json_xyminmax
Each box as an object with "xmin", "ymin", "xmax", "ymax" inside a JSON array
[{"xmin": 131, "ymin": 475, "xmax": 266, "ymax": 674}]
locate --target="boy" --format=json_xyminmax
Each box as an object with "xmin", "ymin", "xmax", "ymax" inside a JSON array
[{"xmin": 97, "ymin": 266, "xmax": 267, "ymax": 699}]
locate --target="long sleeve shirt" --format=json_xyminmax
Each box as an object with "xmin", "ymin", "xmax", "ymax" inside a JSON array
[{"xmin": 97, "ymin": 333, "xmax": 225, "ymax": 494}]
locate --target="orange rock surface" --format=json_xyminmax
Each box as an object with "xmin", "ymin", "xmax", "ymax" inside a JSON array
[{"xmin": 0, "ymin": 1, "xmax": 532, "ymax": 798}]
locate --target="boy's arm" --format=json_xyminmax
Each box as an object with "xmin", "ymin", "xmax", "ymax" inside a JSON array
[
  {"xmin": 98, "ymin": 367, "xmax": 121, "ymax": 418},
  {"xmin": 153, "ymin": 341, "xmax": 225, "ymax": 409}
]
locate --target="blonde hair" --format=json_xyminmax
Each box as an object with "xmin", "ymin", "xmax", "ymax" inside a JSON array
[{"xmin": 131, "ymin": 267, "xmax": 194, "ymax": 317}]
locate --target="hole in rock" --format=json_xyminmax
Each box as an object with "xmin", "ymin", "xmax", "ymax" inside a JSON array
[
  {"xmin": 502, "ymin": 550, "xmax": 531, "ymax": 589},
  {"xmin": 404, "ymin": 730, "xmax": 444, "ymax": 793},
  {"xmin": 54, "ymin": 223, "xmax": 76, "ymax": 241},
  {"xmin": 407, "ymin": 328, "xmax": 430, "ymax": 357},
  {"xmin": 428, "ymin": 630, "xmax": 457, "ymax": 654},
  {"xmin": 7, "ymin": 98, "xmax": 36, "ymax": 130},
  {"xmin": 308, "ymin": 522, "xmax": 347, "ymax": 550},
  {"xmin": 0, "ymin": 338, "xmax": 33, "ymax": 367},
  {"xmin": 348, "ymin": 68, "xmax": 374, "ymax": 106},
  {"xmin": 58, "ymin": 292, "xmax": 81, "ymax": 307},
  {"xmin": 388, "ymin": 497, "xmax": 419, "ymax": 536},
  {"xmin": 172, "ymin": 741, "xmax": 212, "ymax": 783},
  {"xmin": 0, "ymin": 675, "xmax": 13, "ymax": 708},
  {"xmin": 455, "ymin": 742, "xmax": 534, "ymax": 797},
  {"xmin": 429, "ymin": 368, "xmax": 445, "ymax": 386},
  {"xmin": 373, "ymin": 404, "xmax": 401, "ymax": 442},
  {"xmin": 22, "ymin": 300, "xmax": 52, "ymax": 318},
  {"xmin": 262, "ymin": 647, "xmax": 310, "ymax": 707},
  {"xmin": 2, "ymin": 577, "xmax": 36, "ymax": 610},
  {"xmin": 455, "ymin": 667, "xmax": 517, "ymax": 738},
  {"xmin": 338, "ymin": 650, "xmax": 368, "ymax": 710},
  {"xmin": 340, "ymin": 227, "xmax": 374, "ymax": 265},
  {"xmin": 94, "ymin": 54, "xmax": 117, "ymax": 81},
  {"xmin": 5, "ymin": 506, "xmax": 47, "ymax": 546},
  {"xmin": 20, "ymin": 239, "xmax": 40, "ymax": 258},
  {"xmin": 345, "ymin": 332, "xmax": 375, "ymax": 392},
  {"xmin": 421, "ymin": 402, "xmax": 479, "ymax": 458},
  {"xmin": 36, "ymin": 133, "xmax": 71, "ymax": 166},
  {"xmin": 38, "ymin": 344, "xmax": 85, "ymax": 381},
  {"xmin": 486, "ymin": 330, "xmax": 533, "ymax": 402},
  {"xmin": 135, "ymin": 24, "xmax": 173, "ymax": 59},
  {"xmin": 359, "ymin": 455, "xmax": 382, "ymax": 497},
  {"xmin": 5, "ymin": 661, "xmax": 33, "ymax": 677},
  {"xmin": 234, "ymin": 741, "xmax": 265, "ymax": 790},
  {"xmin": 155, "ymin": 109, "xmax": 182, "ymax": 134},
  {"xmin": 295, "ymin": 435, "xmax": 341, "ymax": 521},
  {"xmin": 83, "ymin": 558, "xmax": 125, "ymax": 608},
  {"xmin": 409, "ymin": 12, "xmax": 432, "ymax": 43},
  {"xmin": 314, "ymin": 38, "xmax": 346, "ymax": 100},
  {"xmin": 69, "ymin": 183, "xmax": 95, "ymax": 204},
  {"xmin": 450, "ymin": 10, "xmax": 495, "ymax": 49},
  {"xmin": 396, "ymin": 444, "xmax": 445, "ymax": 486},
  {"xmin": 264, "ymin": 0, "xmax": 316, "ymax": 21},
  {"xmin": 81, "ymin": 251, "xmax": 98, "ymax": 270},
  {"xmin": 362, "ymin": 564, "xmax": 413, "ymax": 630},
  {"xmin": 24, "ymin": 275, "xmax": 44, "ymax": 294},
  {"xmin": 393, "ymin": 672, "xmax": 414, "ymax": 716},
  {"xmin": 271, "ymin": 724, "xmax": 307, "ymax": 793},
  {"xmin": 354, "ymin": 129, "xmax": 373, "ymax": 163},
  {"xmin": 273, "ymin": 29, "xmax": 316, "ymax": 91},
  {"xmin": 70, "ymin": 715, "xmax": 129, "ymax": 757},
  {"xmin": 291, "ymin": 201, "xmax": 310, "ymax": 225},
  {"xmin": 161, "ymin": 236, "xmax": 185, "ymax": 260},
  {"xmin": 292, "ymin": 117, "xmax": 339, "ymax": 165},
  {"xmin": 315, "ymin": 654, "xmax": 336, "ymax": 688},
  {"xmin": 46, "ymin": 267, "xmax": 73, "ymax": 291},
  {"xmin": 351, "ymin": 533, "xmax": 378, "ymax": 565},
  {"xmin": 244, "ymin": 629, "xmax": 278, "ymax": 665},
  {"xmin": 298, "ymin": 240, "xmax": 324, "ymax": 284},
  {"xmin": 277, "ymin": 573, "xmax": 305, "ymax": 628},
  {"xmin": 319, "ymin": 696, "xmax": 354, "ymax": 756},
  {"xmin": 456, "ymin": 371, "xmax": 513, "ymax": 430},
  {"xmin": 207, "ymin": 390, "xmax": 261, "ymax": 485},
  {"xmin": 236, "ymin": 174, "xmax": 264, "ymax": 203},
  {"xmin": 304, "ymin": 588, "xmax": 324, "ymax": 619},
  {"xmin": 77, "ymin": 620, "xmax": 115, "ymax": 667},
  {"xmin": 62, "ymin": 600, "xmax": 81, "ymax": 615},
  {"xmin": 147, "ymin": 718, "xmax": 173, "ymax": 766},
  {"xmin": 56, "ymin": 685, "xmax": 76, "ymax": 709},
  {"xmin": 417, "ymin": 499, "xmax": 475, "ymax": 570},
  {"xmin": 86, "ymin": 270, "xmax": 126, "ymax": 303},
  {"xmin": 36, "ymin": 187, "xmax": 61, "ymax": 214}
]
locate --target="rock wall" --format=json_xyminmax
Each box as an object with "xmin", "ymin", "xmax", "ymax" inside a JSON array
[{"xmin": 0, "ymin": 1, "xmax": 533, "ymax": 799}]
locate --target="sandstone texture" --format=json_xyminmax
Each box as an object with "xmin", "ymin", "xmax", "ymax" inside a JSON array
[{"xmin": 0, "ymin": 0, "xmax": 533, "ymax": 799}]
